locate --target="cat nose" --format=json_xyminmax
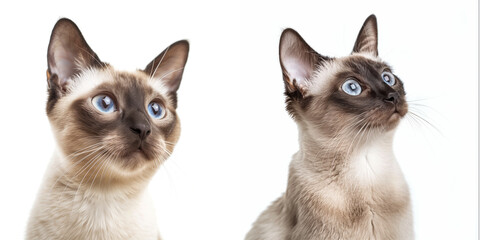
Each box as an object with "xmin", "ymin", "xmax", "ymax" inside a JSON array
[
  {"xmin": 384, "ymin": 92, "xmax": 399, "ymax": 104},
  {"xmin": 130, "ymin": 123, "xmax": 151, "ymax": 140},
  {"xmin": 127, "ymin": 113, "xmax": 152, "ymax": 140}
]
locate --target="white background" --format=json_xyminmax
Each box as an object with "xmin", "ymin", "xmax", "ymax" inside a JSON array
[{"xmin": 0, "ymin": 0, "xmax": 477, "ymax": 239}]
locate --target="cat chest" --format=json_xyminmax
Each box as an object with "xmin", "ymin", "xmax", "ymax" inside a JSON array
[
  {"xmin": 345, "ymin": 202, "xmax": 396, "ymax": 239},
  {"xmin": 294, "ymin": 177, "xmax": 410, "ymax": 239},
  {"xmin": 333, "ymin": 192, "xmax": 409, "ymax": 239},
  {"xmin": 296, "ymin": 200, "xmax": 406, "ymax": 240},
  {"xmin": 50, "ymin": 193, "xmax": 159, "ymax": 239}
]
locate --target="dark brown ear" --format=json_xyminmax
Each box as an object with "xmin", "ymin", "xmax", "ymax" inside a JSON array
[
  {"xmin": 144, "ymin": 40, "xmax": 189, "ymax": 94},
  {"xmin": 47, "ymin": 18, "xmax": 103, "ymax": 93},
  {"xmin": 352, "ymin": 14, "xmax": 378, "ymax": 56},
  {"xmin": 279, "ymin": 28, "xmax": 322, "ymax": 95}
]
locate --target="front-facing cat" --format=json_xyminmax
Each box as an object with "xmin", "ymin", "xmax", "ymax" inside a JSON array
[
  {"xmin": 246, "ymin": 15, "xmax": 413, "ymax": 240},
  {"xmin": 26, "ymin": 19, "xmax": 189, "ymax": 240}
]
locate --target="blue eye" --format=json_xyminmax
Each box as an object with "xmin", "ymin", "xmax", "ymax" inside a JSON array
[
  {"xmin": 92, "ymin": 94, "xmax": 116, "ymax": 113},
  {"xmin": 382, "ymin": 71, "xmax": 396, "ymax": 86},
  {"xmin": 147, "ymin": 102, "xmax": 165, "ymax": 119},
  {"xmin": 342, "ymin": 79, "xmax": 362, "ymax": 96}
]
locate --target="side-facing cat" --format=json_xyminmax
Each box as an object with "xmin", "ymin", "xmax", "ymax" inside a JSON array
[
  {"xmin": 26, "ymin": 18, "xmax": 189, "ymax": 240},
  {"xmin": 246, "ymin": 15, "xmax": 413, "ymax": 240}
]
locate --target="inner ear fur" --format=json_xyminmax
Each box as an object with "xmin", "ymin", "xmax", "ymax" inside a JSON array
[
  {"xmin": 352, "ymin": 14, "xmax": 378, "ymax": 56},
  {"xmin": 144, "ymin": 40, "xmax": 189, "ymax": 94},
  {"xmin": 47, "ymin": 18, "xmax": 103, "ymax": 93}
]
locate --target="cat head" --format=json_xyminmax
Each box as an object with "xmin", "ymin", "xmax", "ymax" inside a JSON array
[
  {"xmin": 46, "ymin": 18, "xmax": 188, "ymax": 185},
  {"xmin": 279, "ymin": 15, "xmax": 407, "ymax": 144}
]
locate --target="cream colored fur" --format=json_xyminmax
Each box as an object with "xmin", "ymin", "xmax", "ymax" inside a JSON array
[
  {"xmin": 26, "ymin": 68, "xmax": 179, "ymax": 240},
  {"xmin": 247, "ymin": 16, "xmax": 412, "ymax": 239},
  {"xmin": 26, "ymin": 152, "xmax": 160, "ymax": 240},
  {"xmin": 28, "ymin": 18, "xmax": 188, "ymax": 239},
  {"xmin": 246, "ymin": 130, "xmax": 413, "ymax": 240}
]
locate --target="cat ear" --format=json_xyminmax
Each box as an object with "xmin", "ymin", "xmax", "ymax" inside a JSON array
[
  {"xmin": 47, "ymin": 18, "xmax": 103, "ymax": 92},
  {"xmin": 352, "ymin": 14, "xmax": 378, "ymax": 56},
  {"xmin": 144, "ymin": 40, "xmax": 189, "ymax": 93},
  {"xmin": 279, "ymin": 28, "xmax": 321, "ymax": 94}
]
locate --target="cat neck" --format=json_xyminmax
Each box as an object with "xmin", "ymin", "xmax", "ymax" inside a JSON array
[
  {"xmin": 32, "ymin": 151, "xmax": 159, "ymax": 239},
  {"xmin": 294, "ymin": 127, "xmax": 399, "ymax": 186},
  {"xmin": 47, "ymin": 149, "xmax": 154, "ymax": 199}
]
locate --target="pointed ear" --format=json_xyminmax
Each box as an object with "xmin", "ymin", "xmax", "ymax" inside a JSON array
[
  {"xmin": 279, "ymin": 28, "xmax": 322, "ymax": 95},
  {"xmin": 144, "ymin": 40, "xmax": 189, "ymax": 93},
  {"xmin": 47, "ymin": 18, "xmax": 103, "ymax": 92},
  {"xmin": 352, "ymin": 14, "xmax": 378, "ymax": 56}
]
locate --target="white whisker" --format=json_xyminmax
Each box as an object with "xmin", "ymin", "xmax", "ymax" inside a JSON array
[
  {"xmin": 157, "ymin": 67, "xmax": 184, "ymax": 81},
  {"xmin": 150, "ymin": 47, "xmax": 169, "ymax": 78},
  {"xmin": 51, "ymin": 145, "xmax": 103, "ymax": 193}
]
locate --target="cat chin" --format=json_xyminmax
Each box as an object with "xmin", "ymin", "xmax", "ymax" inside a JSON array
[
  {"xmin": 130, "ymin": 149, "xmax": 151, "ymax": 159},
  {"xmin": 388, "ymin": 112, "xmax": 402, "ymax": 122},
  {"xmin": 383, "ymin": 115, "xmax": 402, "ymax": 131},
  {"xmin": 364, "ymin": 115, "xmax": 401, "ymax": 132},
  {"xmin": 120, "ymin": 146, "xmax": 152, "ymax": 160},
  {"xmin": 378, "ymin": 112, "xmax": 405, "ymax": 131},
  {"xmin": 384, "ymin": 106, "xmax": 408, "ymax": 129},
  {"xmin": 104, "ymin": 156, "xmax": 160, "ymax": 179},
  {"xmin": 364, "ymin": 105, "xmax": 407, "ymax": 131},
  {"xmin": 117, "ymin": 152, "xmax": 161, "ymax": 169}
]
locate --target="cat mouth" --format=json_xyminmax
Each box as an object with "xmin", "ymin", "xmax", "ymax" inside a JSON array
[
  {"xmin": 392, "ymin": 104, "xmax": 408, "ymax": 117},
  {"xmin": 123, "ymin": 142, "xmax": 153, "ymax": 160},
  {"xmin": 364, "ymin": 105, "xmax": 407, "ymax": 131},
  {"xmin": 385, "ymin": 106, "xmax": 407, "ymax": 128},
  {"xmin": 134, "ymin": 147, "xmax": 148, "ymax": 156},
  {"xmin": 388, "ymin": 111, "xmax": 402, "ymax": 122}
]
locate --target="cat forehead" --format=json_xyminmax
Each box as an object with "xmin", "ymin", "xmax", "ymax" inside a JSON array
[
  {"xmin": 67, "ymin": 67, "xmax": 169, "ymax": 98},
  {"xmin": 309, "ymin": 55, "xmax": 389, "ymax": 95}
]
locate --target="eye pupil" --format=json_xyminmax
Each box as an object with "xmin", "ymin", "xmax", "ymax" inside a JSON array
[
  {"xmin": 151, "ymin": 103, "xmax": 159, "ymax": 115},
  {"xmin": 102, "ymin": 97, "xmax": 111, "ymax": 109},
  {"xmin": 382, "ymin": 72, "xmax": 396, "ymax": 86},
  {"xmin": 342, "ymin": 79, "xmax": 362, "ymax": 96},
  {"xmin": 92, "ymin": 94, "xmax": 116, "ymax": 113},
  {"xmin": 148, "ymin": 102, "xmax": 165, "ymax": 119}
]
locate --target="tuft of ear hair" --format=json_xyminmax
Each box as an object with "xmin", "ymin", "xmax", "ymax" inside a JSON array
[
  {"xmin": 144, "ymin": 40, "xmax": 189, "ymax": 94},
  {"xmin": 47, "ymin": 18, "xmax": 104, "ymax": 93},
  {"xmin": 352, "ymin": 14, "xmax": 378, "ymax": 56}
]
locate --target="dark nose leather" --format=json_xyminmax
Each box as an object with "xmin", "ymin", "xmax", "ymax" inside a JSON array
[
  {"xmin": 126, "ymin": 112, "xmax": 151, "ymax": 140},
  {"xmin": 384, "ymin": 92, "xmax": 399, "ymax": 104}
]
